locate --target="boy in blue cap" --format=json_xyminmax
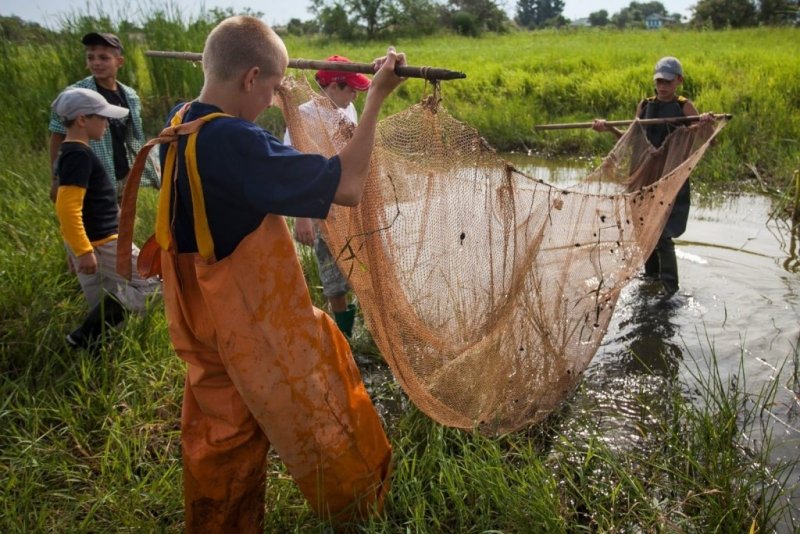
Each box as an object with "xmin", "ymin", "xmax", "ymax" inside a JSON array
[{"xmin": 593, "ymin": 56, "xmax": 714, "ymax": 296}]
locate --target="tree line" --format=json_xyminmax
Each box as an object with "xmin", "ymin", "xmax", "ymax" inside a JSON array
[
  {"xmin": 1, "ymin": 0, "xmax": 798, "ymax": 43},
  {"xmin": 298, "ymin": 0, "xmax": 798, "ymax": 38}
]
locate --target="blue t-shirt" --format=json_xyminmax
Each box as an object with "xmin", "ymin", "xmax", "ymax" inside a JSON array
[{"xmin": 162, "ymin": 102, "xmax": 341, "ymax": 259}]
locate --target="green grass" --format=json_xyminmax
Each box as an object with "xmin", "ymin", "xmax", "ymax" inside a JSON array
[
  {"xmin": 2, "ymin": 19, "xmax": 798, "ymax": 191},
  {"xmin": 1, "ymin": 11, "xmax": 799, "ymax": 531},
  {"xmin": 1, "ymin": 139, "xmax": 797, "ymax": 531}
]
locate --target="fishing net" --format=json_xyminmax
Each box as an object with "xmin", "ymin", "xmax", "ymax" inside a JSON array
[{"xmin": 278, "ymin": 75, "xmax": 727, "ymax": 434}]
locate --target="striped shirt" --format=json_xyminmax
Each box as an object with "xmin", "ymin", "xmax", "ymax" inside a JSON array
[{"xmin": 49, "ymin": 76, "xmax": 160, "ymax": 195}]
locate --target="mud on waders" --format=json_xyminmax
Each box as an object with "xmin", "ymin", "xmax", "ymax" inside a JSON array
[{"xmin": 116, "ymin": 106, "xmax": 392, "ymax": 531}]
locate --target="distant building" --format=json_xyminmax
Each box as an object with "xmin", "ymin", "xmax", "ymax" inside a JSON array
[
  {"xmin": 645, "ymin": 13, "xmax": 675, "ymax": 29},
  {"xmin": 570, "ymin": 18, "xmax": 591, "ymax": 28}
]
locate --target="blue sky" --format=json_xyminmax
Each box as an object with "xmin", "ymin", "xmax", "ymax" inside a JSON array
[{"xmin": 3, "ymin": 0, "xmax": 697, "ymax": 28}]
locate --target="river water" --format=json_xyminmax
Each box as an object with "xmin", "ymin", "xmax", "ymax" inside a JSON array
[
  {"xmin": 357, "ymin": 153, "xmax": 800, "ymax": 527},
  {"xmin": 509, "ymin": 153, "xmax": 800, "ymax": 527}
]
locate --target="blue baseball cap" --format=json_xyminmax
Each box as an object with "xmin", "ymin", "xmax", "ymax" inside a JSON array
[{"xmin": 653, "ymin": 56, "xmax": 683, "ymax": 81}]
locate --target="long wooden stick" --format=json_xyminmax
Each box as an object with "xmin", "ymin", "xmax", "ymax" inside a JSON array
[
  {"xmin": 533, "ymin": 113, "xmax": 732, "ymax": 130},
  {"xmin": 145, "ymin": 50, "xmax": 466, "ymax": 81}
]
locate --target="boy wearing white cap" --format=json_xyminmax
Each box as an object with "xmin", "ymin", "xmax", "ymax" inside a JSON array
[
  {"xmin": 593, "ymin": 56, "xmax": 714, "ymax": 297},
  {"xmin": 52, "ymin": 87, "xmax": 160, "ymax": 349},
  {"xmin": 284, "ymin": 55, "xmax": 372, "ymax": 337}
]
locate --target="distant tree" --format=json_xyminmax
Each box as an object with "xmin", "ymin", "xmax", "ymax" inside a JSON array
[
  {"xmin": 450, "ymin": 10, "xmax": 482, "ymax": 35},
  {"xmin": 282, "ymin": 17, "xmax": 320, "ymax": 35},
  {"xmin": 515, "ymin": 0, "xmax": 537, "ymax": 27},
  {"xmin": 515, "ymin": 0, "xmax": 565, "ymax": 28},
  {"xmin": 611, "ymin": 1, "xmax": 668, "ymax": 28},
  {"xmin": 286, "ymin": 18, "xmax": 305, "ymax": 35},
  {"xmin": 588, "ymin": 9, "xmax": 610, "ymax": 26},
  {"xmin": 448, "ymin": 0, "xmax": 509, "ymax": 32},
  {"xmin": 310, "ymin": 0, "xmax": 393, "ymax": 38},
  {"xmin": 310, "ymin": 0, "xmax": 440, "ymax": 38},
  {"xmin": 692, "ymin": 0, "xmax": 757, "ymax": 27},
  {"xmin": 391, "ymin": 0, "xmax": 440, "ymax": 36},
  {"xmin": 758, "ymin": 0, "xmax": 798, "ymax": 24},
  {"xmin": 0, "ymin": 15, "xmax": 55, "ymax": 43},
  {"xmin": 313, "ymin": 3, "xmax": 357, "ymax": 39}
]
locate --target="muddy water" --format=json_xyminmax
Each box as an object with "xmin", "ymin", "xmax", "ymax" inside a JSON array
[{"xmin": 509, "ymin": 153, "xmax": 800, "ymax": 525}]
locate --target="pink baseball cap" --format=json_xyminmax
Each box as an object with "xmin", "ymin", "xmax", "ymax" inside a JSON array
[{"xmin": 315, "ymin": 55, "xmax": 371, "ymax": 91}]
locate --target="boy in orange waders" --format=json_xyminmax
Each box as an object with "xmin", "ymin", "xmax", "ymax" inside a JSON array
[{"xmin": 154, "ymin": 16, "xmax": 405, "ymax": 531}]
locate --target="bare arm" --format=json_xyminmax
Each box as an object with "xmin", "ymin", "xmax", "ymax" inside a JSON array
[
  {"xmin": 591, "ymin": 119, "xmax": 624, "ymax": 139},
  {"xmin": 592, "ymin": 101, "xmax": 646, "ymax": 139},
  {"xmin": 682, "ymin": 100, "xmax": 715, "ymax": 122},
  {"xmin": 334, "ymin": 48, "xmax": 405, "ymax": 206}
]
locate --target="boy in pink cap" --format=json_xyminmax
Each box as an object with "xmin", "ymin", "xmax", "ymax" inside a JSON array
[{"xmin": 284, "ymin": 55, "xmax": 371, "ymax": 338}]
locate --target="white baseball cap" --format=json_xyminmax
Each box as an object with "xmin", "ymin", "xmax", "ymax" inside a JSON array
[{"xmin": 52, "ymin": 87, "xmax": 129, "ymax": 121}]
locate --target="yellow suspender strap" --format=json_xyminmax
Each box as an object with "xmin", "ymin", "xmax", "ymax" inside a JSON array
[{"xmin": 156, "ymin": 111, "xmax": 231, "ymax": 261}]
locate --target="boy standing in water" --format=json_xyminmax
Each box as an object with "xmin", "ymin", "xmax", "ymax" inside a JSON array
[
  {"xmin": 284, "ymin": 55, "xmax": 371, "ymax": 338},
  {"xmin": 593, "ymin": 56, "xmax": 713, "ymax": 296},
  {"xmin": 155, "ymin": 16, "xmax": 405, "ymax": 530}
]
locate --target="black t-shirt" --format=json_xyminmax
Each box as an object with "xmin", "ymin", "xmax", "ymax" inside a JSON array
[
  {"xmin": 639, "ymin": 97, "xmax": 685, "ymax": 149},
  {"xmin": 56, "ymin": 142, "xmax": 119, "ymax": 241},
  {"xmin": 96, "ymin": 83, "xmax": 131, "ymax": 181}
]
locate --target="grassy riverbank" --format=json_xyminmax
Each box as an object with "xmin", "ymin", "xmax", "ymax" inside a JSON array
[
  {"xmin": 1, "ymin": 174, "xmax": 796, "ymax": 529},
  {"xmin": 1, "ymin": 14, "xmax": 799, "ymax": 531},
  {"xmin": 1, "ymin": 103, "xmax": 798, "ymax": 534},
  {"xmin": 2, "ymin": 22, "xmax": 798, "ymax": 190}
]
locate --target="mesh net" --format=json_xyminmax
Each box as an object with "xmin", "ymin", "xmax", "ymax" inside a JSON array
[{"xmin": 278, "ymin": 75, "xmax": 727, "ymax": 434}]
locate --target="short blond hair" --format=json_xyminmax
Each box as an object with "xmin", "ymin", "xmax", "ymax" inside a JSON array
[{"xmin": 202, "ymin": 16, "xmax": 287, "ymax": 83}]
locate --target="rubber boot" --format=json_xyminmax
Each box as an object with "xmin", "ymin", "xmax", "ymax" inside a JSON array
[
  {"xmin": 659, "ymin": 241, "xmax": 679, "ymax": 297},
  {"xmin": 333, "ymin": 304, "xmax": 356, "ymax": 338},
  {"xmin": 66, "ymin": 293, "xmax": 127, "ymax": 349},
  {"xmin": 643, "ymin": 250, "xmax": 660, "ymax": 279}
]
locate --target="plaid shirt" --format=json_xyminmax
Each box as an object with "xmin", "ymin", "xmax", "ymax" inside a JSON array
[{"xmin": 49, "ymin": 76, "xmax": 160, "ymax": 195}]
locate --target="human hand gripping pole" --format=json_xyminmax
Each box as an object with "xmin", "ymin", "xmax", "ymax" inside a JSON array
[{"xmin": 369, "ymin": 46, "xmax": 407, "ymax": 99}]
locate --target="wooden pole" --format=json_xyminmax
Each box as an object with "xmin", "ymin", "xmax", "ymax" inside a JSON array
[
  {"xmin": 533, "ymin": 113, "xmax": 732, "ymax": 130},
  {"xmin": 144, "ymin": 50, "xmax": 467, "ymax": 81}
]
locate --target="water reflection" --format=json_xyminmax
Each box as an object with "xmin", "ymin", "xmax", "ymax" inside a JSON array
[
  {"xmin": 509, "ymin": 153, "xmax": 800, "ymax": 525},
  {"xmin": 615, "ymin": 280, "xmax": 682, "ymax": 378},
  {"xmin": 568, "ymin": 278, "xmax": 685, "ymax": 453}
]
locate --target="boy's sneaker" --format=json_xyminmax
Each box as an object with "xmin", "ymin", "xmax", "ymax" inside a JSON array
[{"xmin": 65, "ymin": 330, "xmax": 88, "ymax": 349}]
